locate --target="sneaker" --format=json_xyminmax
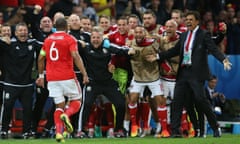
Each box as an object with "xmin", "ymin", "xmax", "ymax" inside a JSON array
[
  {"xmin": 154, "ymin": 127, "xmax": 161, "ymax": 137},
  {"xmin": 75, "ymin": 131, "xmax": 87, "ymax": 138},
  {"xmin": 94, "ymin": 126, "xmax": 102, "ymax": 138},
  {"xmin": 159, "ymin": 130, "xmax": 170, "ymax": 138},
  {"xmin": 56, "ymin": 133, "xmax": 65, "ymax": 143},
  {"xmin": 188, "ymin": 128, "xmax": 195, "ymax": 138},
  {"xmin": 0, "ymin": 131, "xmax": 8, "ymax": 139},
  {"xmin": 63, "ymin": 131, "xmax": 71, "ymax": 138},
  {"xmin": 114, "ymin": 129, "xmax": 126, "ymax": 138},
  {"xmin": 41, "ymin": 129, "xmax": 51, "ymax": 138},
  {"xmin": 137, "ymin": 127, "xmax": 142, "ymax": 137},
  {"xmin": 139, "ymin": 129, "xmax": 148, "ymax": 138},
  {"xmin": 107, "ymin": 128, "xmax": 115, "ymax": 138},
  {"xmin": 21, "ymin": 132, "xmax": 34, "ymax": 139},
  {"xmin": 124, "ymin": 128, "xmax": 129, "ymax": 137},
  {"xmin": 213, "ymin": 127, "xmax": 221, "ymax": 137},
  {"xmin": 88, "ymin": 128, "xmax": 94, "ymax": 138},
  {"xmin": 154, "ymin": 124, "xmax": 161, "ymax": 137},
  {"xmin": 130, "ymin": 125, "xmax": 138, "ymax": 137},
  {"xmin": 60, "ymin": 113, "xmax": 73, "ymax": 133}
]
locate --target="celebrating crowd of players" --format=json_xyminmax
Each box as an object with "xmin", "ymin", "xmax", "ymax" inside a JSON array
[{"xmin": 0, "ymin": 3, "xmax": 232, "ymax": 142}]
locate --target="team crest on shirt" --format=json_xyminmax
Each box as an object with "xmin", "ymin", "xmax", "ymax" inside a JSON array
[
  {"xmin": 102, "ymin": 48, "xmax": 108, "ymax": 54},
  {"xmin": 86, "ymin": 86, "xmax": 92, "ymax": 92},
  {"xmin": 28, "ymin": 45, "xmax": 33, "ymax": 51},
  {"xmin": 80, "ymin": 36, "xmax": 84, "ymax": 40},
  {"xmin": 5, "ymin": 93, "xmax": 10, "ymax": 99}
]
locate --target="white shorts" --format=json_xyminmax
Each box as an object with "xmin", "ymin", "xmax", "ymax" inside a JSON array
[
  {"xmin": 162, "ymin": 79, "xmax": 176, "ymax": 99},
  {"xmin": 129, "ymin": 79, "xmax": 164, "ymax": 98},
  {"xmin": 48, "ymin": 78, "xmax": 82, "ymax": 104}
]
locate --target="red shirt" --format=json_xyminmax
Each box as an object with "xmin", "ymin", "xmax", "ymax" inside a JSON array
[
  {"xmin": 42, "ymin": 31, "xmax": 77, "ymax": 81},
  {"xmin": 108, "ymin": 31, "xmax": 131, "ymax": 70},
  {"xmin": 104, "ymin": 24, "xmax": 118, "ymax": 34},
  {"xmin": 177, "ymin": 23, "xmax": 187, "ymax": 33}
]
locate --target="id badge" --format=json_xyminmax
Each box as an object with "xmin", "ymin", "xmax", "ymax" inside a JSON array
[{"xmin": 183, "ymin": 53, "xmax": 190, "ymax": 65}]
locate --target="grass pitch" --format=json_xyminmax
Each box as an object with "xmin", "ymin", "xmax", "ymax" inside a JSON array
[{"xmin": 0, "ymin": 134, "xmax": 239, "ymax": 144}]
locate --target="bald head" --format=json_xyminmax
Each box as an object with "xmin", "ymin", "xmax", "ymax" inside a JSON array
[
  {"xmin": 55, "ymin": 18, "xmax": 68, "ymax": 31},
  {"xmin": 68, "ymin": 14, "xmax": 81, "ymax": 30},
  {"xmin": 53, "ymin": 12, "xmax": 65, "ymax": 24},
  {"xmin": 165, "ymin": 19, "xmax": 178, "ymax": 37}
]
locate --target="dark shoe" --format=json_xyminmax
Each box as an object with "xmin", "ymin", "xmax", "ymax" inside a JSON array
[
  {"xmin": 41, "ymin": 129, "xmax": 51, "ymax": 138},
  {"xmin": 29, "ymin": 131, "xmax": 37, "ymax": 139},
  {"xmin": 171, "ymin": 133, "xmax": 182, "ymax": 138},
  {"xmin": 21, "ymin": 132, "xmax": 31, "ymax": 139},
  {"xmin": 171, "ymin": 129, "xmax": 182, "ymax": 138},
  {"xmin": 75, "ymin": 131, "xmax": 87, "ymax": 138},
  {"xmin": 0, "ymin": 131, "xmax": 8, "ymax": 139},
  {"xmin": 114, "ymin": 129, "xmax": 126, "ymax": 138},
  {"xmin": 213, "ymin": 127, "xmax": 221, "ymax": 137}
]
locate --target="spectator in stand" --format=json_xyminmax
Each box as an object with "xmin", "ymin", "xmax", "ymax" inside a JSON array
[
  {"xmin": 171, "ymin": 9, "xmax": 187, "ymax": 33},
  {"xmin": 226, "ymin": 3, "xmax": 237, "ymax": 24},
  {"xmin": 200, "ymin": 11, "xmax": 214, "ymax": 30},
  {"xmin": 47, "ymin": 0, "xmax": 76, "ymax": 19},
  {"xmin": 146, "ymin": 0, "xmax": 166, "ymax": 25},
  {"xmin": 216, "ymin": 9, "xmax": 228, "ymax": 23},
  {"xmin": 91, "ymin": 0, "xmax": 116, "ymax": 17},
  {"xmin": 0, "ymin": 11, "xmax": 4, "ymax": 24},
  {"xmin": 205, "ymin": 20, "xmax": 226, "ymax": 53},
  {"xmin": 173, "ymin": 0, "xmax": 199, "ymax": 12},
  {"xmin": 226, "ymin": 10, "xmax": 240, "ymax": 54},
  {"xmin": 80, "ymin": 0, "xmax": 97, "ymax": 24},
  {"xmin": 115, "ymin": 0, "xmax": 128, "ymax": 19},
  {"xmin": 123, "ymin": 0, "xmax": 146, "ymax": 23},
  {"xmin": 98, "ymin": 15, "xmax": 117, "ymax": 34},
  {"xmin": 160, "ymin": 0, "xmax": 175, "ymax": 25},
  {"xmin": 42, "ymin": 0, "xmax": 55, "ymax": 16},
  {"xmin": 72, "ymin": 5, "xmax": 83, "ymax": 18}
]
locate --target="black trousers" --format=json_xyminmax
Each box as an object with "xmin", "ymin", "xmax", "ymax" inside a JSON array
[
  {"xmin": 32, "ymin": 85, "xmax": 52, "ymax": 132},
  {"xmin": 70, "ymin": 73, "xmax": 84, "ymax": 133},
  {"xmin": 0, "ymin": 83, "xmax": 3, "ymax": 112},
  {"xmin": 1, "ymin": 85, "xmax": 34, "ymax": 133},
  {"xmin": 79, "ymin": 79, "xmax": 125, "ymax": 131},
  {"xmin": 171, "ymin": 74, "xmax": 218, "ymax": 135}
]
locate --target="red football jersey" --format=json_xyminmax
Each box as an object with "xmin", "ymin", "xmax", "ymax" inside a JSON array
[
  {"xmin": 108, "ymin": 31, "xmax": 131, "ymax": 70},
  {"xmin": 42, "ymin": 31, "xmax": 77, "ymax": 81}
]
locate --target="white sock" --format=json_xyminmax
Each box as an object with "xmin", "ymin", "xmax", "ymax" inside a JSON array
[
  {"xmin": 123, "ymin": 120, "xmax": 130, "ymax": 131},
  {"xmin": 155, "ymin": 122, "xmax": 161, "ymax": 133}
]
